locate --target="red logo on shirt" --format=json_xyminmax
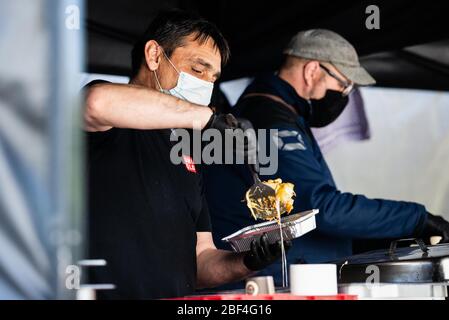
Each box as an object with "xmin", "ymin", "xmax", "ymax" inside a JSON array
[{"xmin": 182, "ymin": 155, "xmax": 197, "ymax": 174}]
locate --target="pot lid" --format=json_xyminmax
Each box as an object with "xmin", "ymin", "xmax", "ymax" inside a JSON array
[{"xmin": 334, "ymin": 239, "xmax": 449, "ymax": 265}]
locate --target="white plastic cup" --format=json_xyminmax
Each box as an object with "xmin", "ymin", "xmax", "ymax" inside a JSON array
[{"xmin": 290, "ymin": 264, "xmax": 338, "ymax": 296}]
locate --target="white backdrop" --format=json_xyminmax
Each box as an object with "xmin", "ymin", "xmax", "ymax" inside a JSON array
[
  {"xmin": 1, "ymin": 0, "xmax": 85, "ymax": 299},
  {"xmin": 326, "ymin": 87, "xmax": 449, "ymax": 219}
]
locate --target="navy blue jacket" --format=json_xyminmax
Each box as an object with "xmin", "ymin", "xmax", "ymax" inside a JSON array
[{"xmin": 202, "ymin": 74, "xmax": 427, "ymax": 286}]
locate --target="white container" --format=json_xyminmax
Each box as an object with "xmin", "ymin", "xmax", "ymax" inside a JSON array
[{"xmin": 290, "ymin": 264, "xmax": 338, "ymax": 296}]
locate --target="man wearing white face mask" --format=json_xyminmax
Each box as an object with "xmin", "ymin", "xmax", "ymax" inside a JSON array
[
  {"xmin": 82, "ymin": 10, "xmax": 288, "ymax": 300},
  {"xmin": 153, "ymin": 49, "xmax": 214, "ymax": 106}
]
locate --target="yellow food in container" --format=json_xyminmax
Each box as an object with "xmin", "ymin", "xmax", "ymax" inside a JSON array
[{"xmin": 246, "ymin": 178, "xmax": 296, "ymax": 221}]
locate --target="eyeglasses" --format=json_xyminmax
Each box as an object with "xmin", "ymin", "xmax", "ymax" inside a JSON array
[{"xmin": 319, "ymin": 64, "xmax": 354, "ymax": 97}]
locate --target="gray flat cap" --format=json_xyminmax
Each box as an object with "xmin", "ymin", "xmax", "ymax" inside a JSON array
[{"xmin": 284, "ymin": 29, "xmax": 376, "ymax": 85}]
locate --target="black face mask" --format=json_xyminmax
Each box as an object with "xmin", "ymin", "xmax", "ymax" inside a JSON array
[{"xmin": 307, "ymin": 90, "xmax": 349, "ymax": 128}]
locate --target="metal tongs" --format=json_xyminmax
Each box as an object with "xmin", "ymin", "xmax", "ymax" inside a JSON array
[
  {"xmin": 248, "ymin": 162, "xmax": 275, "ymax": 199},
  {"xmin": 246, "ymin": 160, "xmax": 277, "ymax": 220}
]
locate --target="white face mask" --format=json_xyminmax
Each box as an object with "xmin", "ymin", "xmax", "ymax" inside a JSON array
[{"xmin": 154, "ymin": 51, "xmax": 214, "ymax": 106}]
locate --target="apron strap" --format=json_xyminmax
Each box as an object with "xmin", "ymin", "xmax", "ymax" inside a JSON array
[
  {"xmin": 242, "ymin": 93, "xmax": 299, "ymax": 116},
  {"xmin": 242, "ymin": 93, "xmax": 316, "ymax": 148}
]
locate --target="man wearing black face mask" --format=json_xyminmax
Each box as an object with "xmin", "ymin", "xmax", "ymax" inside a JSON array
[{"xmin": 202, "ymin": 29, "xmax": 449, "ymax": 288}]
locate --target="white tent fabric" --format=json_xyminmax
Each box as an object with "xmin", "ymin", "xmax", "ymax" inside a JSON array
[
  {"xmin": 0, "ymin": 0, "xmax": 85, "ymax": 299},
  {"xmin": 326, "ymin": 87, "xmax": 449, "ymax": 219},
  {"xmin": 0, "ymin": 0, "xmax": 54, "ymax": 299}
]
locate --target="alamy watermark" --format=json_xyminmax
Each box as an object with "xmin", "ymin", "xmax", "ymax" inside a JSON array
[
  {"xmin": 66, "ymin": 265, "xmax": 81, "ymax": 290},
  {"xmin": 169, "ymin": 128, "xmax": 280, "ymax": 175},
  {"xmin": 65, "ymin": 4, "xmax": 80, "ymax": 30},
  {"xmin": 365, "ymin": 264, "xmax": 380, "ymax": 284},
  {"xmin": 365, "ymin": 5, "xmax": 380, "ymax": 30}
]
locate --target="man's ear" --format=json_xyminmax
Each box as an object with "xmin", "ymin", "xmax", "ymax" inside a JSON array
[
  {"xmin": 144, "ymin": 40, "xmax": 162, "ymax": 72},
  {"xmin": 303, "ymin": 60, "xmax": 320, "ymax": 87}
]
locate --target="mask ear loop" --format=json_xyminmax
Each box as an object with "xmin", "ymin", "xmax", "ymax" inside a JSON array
[
  {"xmin": 161, "ymin": 49, "xmax": 180, "ymax": 74},
  {"xmin": 159, "ymin": 48, "xmax": 188, "ymax": 101},
  {"xmin": 154, "ymin": 47, "xmax": 181, "ymax": 93},
  {"xmin": 153, "ymin": 70, "xmax": 164, "ymax": 92}
]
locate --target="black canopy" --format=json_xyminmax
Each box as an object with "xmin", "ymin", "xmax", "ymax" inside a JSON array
[{"xmin": 87, "ymin": 0, "xmax": 449, "ymax": 90}]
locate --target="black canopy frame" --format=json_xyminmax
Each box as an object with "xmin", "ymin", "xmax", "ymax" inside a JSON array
[{"xmin": 86, "ymin": 0, "xmax": 449, "ymax": 91}]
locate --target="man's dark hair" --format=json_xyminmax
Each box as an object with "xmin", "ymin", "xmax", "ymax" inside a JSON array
[{"xmin": 130, "ymin": 9, "xmax": 230, "ymax": 78}]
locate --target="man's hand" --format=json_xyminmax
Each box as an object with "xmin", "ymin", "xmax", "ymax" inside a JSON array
[
  {"xmin": 195, "ymin": 232, "xmax": 291, "ymax": 289},
  {"xmin": 419, "ymin": 213, "xmax": 449, "ymax": 243},
  {"xmin": 204, "ymin": 113, "xmax": 257, "ymax": 163},
  {"xmin": 196, "ymin": 232, "xmax": 252, "ymax": 289},
  {"xmin": 204, "ymin": 113, "xmax": 239, "ymax": 131},
  {"xmin": 243, "ymin": 233, "xmax": 292, "ymax": 271}
]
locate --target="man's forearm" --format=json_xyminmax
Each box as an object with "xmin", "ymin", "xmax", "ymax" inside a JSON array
[
  {"xmin": 196, "ymin": 249, "xmax": 254, "ymax": 289},
  {"xmin": 84, "ymin": 82, "xmax": 213, "ymax": 131}
]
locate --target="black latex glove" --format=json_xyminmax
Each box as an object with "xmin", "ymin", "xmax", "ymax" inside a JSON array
[
  {"xmin": 418, "ymin": 213, "xmax": 449, "ymax": 243},
  {"xmin": 204, "ymin": 113, "xmax": 238, "ymax": 131},
  {"xmin": 243, "ymin": 233, "xmax": 292, "ymax": 271},
  {"xmin": 204, "ymin": 113, "xmax": 257, "ymax": 163}
]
